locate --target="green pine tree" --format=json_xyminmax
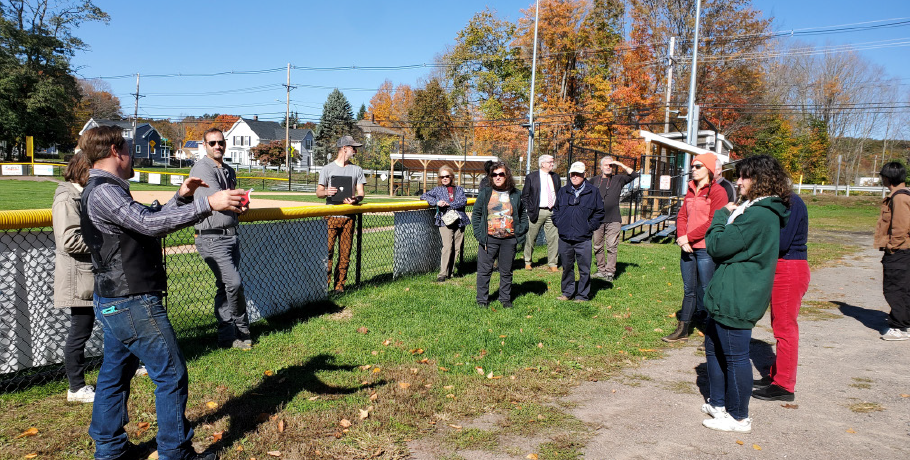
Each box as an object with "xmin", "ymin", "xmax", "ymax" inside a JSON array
[
  {"xmin": 314, "ymin": 89, "xmax": 361, "ymax": 165},
  {"xmin": 357, "ymin": 103, "xmax": 367, "ymax": 121}
]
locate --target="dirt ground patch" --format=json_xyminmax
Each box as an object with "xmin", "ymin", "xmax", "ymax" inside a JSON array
[{"xmin": 407, "ymin": 235, "xmax": 910, "ymax": 459}]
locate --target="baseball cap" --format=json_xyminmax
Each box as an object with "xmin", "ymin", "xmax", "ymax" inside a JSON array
[
  {"xmin": 569, "ymin": 162, "xmax": 586, "ymax": 175},
  {"xmin": 336, "ymin": 135, "xmax": 363, "ymax": 148}
]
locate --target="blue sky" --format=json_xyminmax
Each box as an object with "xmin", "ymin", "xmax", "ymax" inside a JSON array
[{"xmin": 69, "ymin": 1, "xmax": 909, "ymax": 124}]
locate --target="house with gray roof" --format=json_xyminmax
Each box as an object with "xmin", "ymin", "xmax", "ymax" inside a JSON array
[
  {"xmin": 79, "ymin": 118, "xmax": 168, "ymax": 165},
  {"xmin": 222, "ymin": 116, "xmax": 314, "ymax": 168}
]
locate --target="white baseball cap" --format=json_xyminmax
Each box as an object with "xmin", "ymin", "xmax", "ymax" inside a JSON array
[{"xmin": 569, "ymin": 162, "xmax": 586, "ymax": 174}]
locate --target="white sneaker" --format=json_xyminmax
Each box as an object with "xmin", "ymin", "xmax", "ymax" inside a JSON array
[
  {"xmin": 67, "ymin": 385, "xmax": 95, "ymax": 403},
  {"xmin": 881, "ymin": 328, "xmax": 910, "ymax": 341},
  {"xmin": 134, "ymin": 365, "xmax": 148, "ymax": 377},
  {"xmin": 703, "ymin": 413, "xmax": 752, "ymax": 433},
  {"xmin": 701, "ymin": 403, "xmax": 727, "ymax": 418}
]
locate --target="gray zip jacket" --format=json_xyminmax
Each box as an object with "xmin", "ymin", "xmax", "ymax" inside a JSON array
[{"xmin": 191, "ymin": 155, "xmax": 239, "ymax": 231}]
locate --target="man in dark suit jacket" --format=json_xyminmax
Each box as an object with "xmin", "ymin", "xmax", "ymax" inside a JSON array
[{"xmin": 520, "ymin": 154, "xmax": 561, "ymax": 272}]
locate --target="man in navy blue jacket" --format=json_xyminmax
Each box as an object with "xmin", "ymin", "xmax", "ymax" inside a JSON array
[{"xmin": 553, "ymin": 162, "xmax": 605, "ymax": 301}]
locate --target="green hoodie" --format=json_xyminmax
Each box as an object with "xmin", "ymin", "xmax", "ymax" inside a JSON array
[{"xmin": 704, "ymin": 197, "xmax": 790, "ymax": 329}]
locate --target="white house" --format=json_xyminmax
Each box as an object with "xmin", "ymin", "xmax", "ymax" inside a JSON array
[{"xmin": 222, "ymin": 117, "xmax": 314, "ymax": 167}]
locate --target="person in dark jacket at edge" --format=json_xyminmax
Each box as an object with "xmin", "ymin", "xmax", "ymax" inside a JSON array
[{"xmin": 552, "ymin": 162, "xmax": 605, "ymax": 302}]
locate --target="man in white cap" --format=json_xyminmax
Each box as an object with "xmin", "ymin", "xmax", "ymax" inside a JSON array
[
  {"xmin": 552, "ymin": 161, "xmax": 604, "ymax": 301},
  {"xmin": 316, "ymin": 135, "xmax": 366, "ymax": 293}
]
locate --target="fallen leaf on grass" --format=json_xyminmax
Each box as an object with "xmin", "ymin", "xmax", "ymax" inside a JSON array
[
  {"xmin": 24, "ymin": 454, "xmax": 38, "ymax": 459},
  {"xmin": 264, "ymin": 370, "xmax": 273, "ymax": 376},
  {"xmin": 357, "ymin": 327, "xmax": 369, "ymax": 334},
  {"xmin": 308, "ymin": 396, "xmax": 319, "ymax": 401},
  {"xmin": 537, "ymin": 343, "xmax": 544, "ymax": 348},
  {"xmin": 781, "ymin": 403, "xmax": 798, "ymax": 409},
  {"xmin": 901, "ymin": 394, "xmax": 909, "ymax": 398},
  {"xmin": 136, "ymin": 422, "xmax": 150, "ymax": 435},
  {"xmin": 212, "ymin": 431, "xmax": 224, "ymax": 442},
  {"xmin": 369, "ymin": 393, "xmax": 378, "ymax": 401},
  {"xmin": 846, "ymin": 428, "xmax": 856, "ymax": 434},
  {"xmin": 359, "ymin": 406, "xmax": 372, "ymax": 420},
  {"xmin": 278, "ymin": 420, "xmax": 285, "ymax": 433},
  {"xmin": 235, "ymin": 445, "xmax": 244, "ymax": 452},
  {"xmin": 439, "ymin": 366, "xmax": 449, "ymax": 372},
  {"xmin": 667, "ymin": 313, "xmax": 676, "ymax": 318},
  {"xmin": 404, "ymin": 288, "xmax": 410, "ymax": 292},
  {"xmin": 448, "ymin": 424, "xmax": 462, "ymax": 429},
  {"xmin": 654, "ymin": 328, "xmax": 664, "ymax": 333},
  {"xmin": 752, "ymin": 444, "xmax": 761, "ymax": 450},
  {"xmin": 475, "ymin": 367, "xmax": 484, "ymax": 375},
  {"xmin": 410, "ymin": 348, "xmax": 424, "ymax": 354},
  {"xmin": 359, "ymin": 364, "xmax": 372, "ymax": 370},
  {"xmin": 697, "ymin": 331, "xmax": 705, "ymax": 337},
  {"xmin": 206, "ymin": 401, "xmax": 218, "ymax": 409},
  {"xmin": 735, "ymin": 440, "xmax": 744, "ymax": 445},
  {"xmin": 527, "ymin": 454, "xmax": 539, "ymax": 460},
  {"xmin": 372, "ymin": 368, "xmax": 381, "ymax": 373},
  {"xmin": 339, "ymin": 419, "xmax": 352, "ymax": 428},
  {"xmin": 382, "ymin": 339, "xmax": 392, "ymax": 346},
  {"xmin": 399, "ymin": 382, "xmax": 411, "ymax": 389},
  {"xmin": 624, "ymin": 326, "xmax": 633, "ymax": 332},
  {"xmin": 638, "ymin": 349, "xmax": 655, "ymax": 352},
  {"xmin": 16, "ymin": 427, "xmax": 38, "ymax": 438},
  {"xmin": 486, "ymin": 371, "xmax": 494, "ymax": 379},
  {"xmin": 267, "ymin": 451, "xmax": 281, "ymax": 457},
  {"xmin": 446, "ymin": 394, "xmax": 455, "ymax": 399}
]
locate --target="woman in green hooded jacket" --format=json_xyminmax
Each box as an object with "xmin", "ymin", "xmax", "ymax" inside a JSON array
[{"xmin": 700, "ymin": 155, "xmax": 791, "ymax": 434}]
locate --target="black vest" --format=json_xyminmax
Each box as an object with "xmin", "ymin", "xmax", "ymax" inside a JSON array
[{"xmin": 80, "ymin": 176, "xmax": 166, "ymax": 297}]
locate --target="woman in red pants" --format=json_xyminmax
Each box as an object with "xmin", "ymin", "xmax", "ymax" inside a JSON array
[{"xmin": 752, "ymin": 191, "xmax": 809, "ymax": 401}]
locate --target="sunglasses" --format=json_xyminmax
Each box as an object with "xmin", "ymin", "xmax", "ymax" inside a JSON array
[
  {"xmin": 692, "ymin": 164, "xmax": 705, "ymax": 170},
  {"xmin": 439, "ymin": 175, "xmax": 452, "ymax": 179},
  {"xmin": 207, "ymin": 140, "xmax": 226, "ymax": 147},
  {"xmin": 490, "ymin": 172, "xmax": 507, "ymax": 178}
]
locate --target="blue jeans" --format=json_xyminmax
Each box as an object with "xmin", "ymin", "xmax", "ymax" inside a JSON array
[
  {"xmin": 704, "ymin": 317, "xmax": 753, "ymax": 420},
  {"xmin": 679, "ymin": 248, "xmax": 716, "ymax": 322},
  {"xmin": 89, "ymin": 294, "xmax": 194, "ymax": 460}
]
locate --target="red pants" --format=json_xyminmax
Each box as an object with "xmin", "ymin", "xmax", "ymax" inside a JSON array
[{"xmin": 769, "ymin": 259, "xmax": 810, "ymax": 392}]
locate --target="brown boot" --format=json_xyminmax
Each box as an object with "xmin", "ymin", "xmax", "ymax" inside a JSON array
[{"xmin": 662, "ymin": 321, "xmax": 691, "ymax": 342}]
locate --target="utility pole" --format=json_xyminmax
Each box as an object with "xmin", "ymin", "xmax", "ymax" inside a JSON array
[
  {"xmin": 131, "ymin": 73, "xmax": 141, "ymax": 138},
  {"xmin": 525, "ymin": 0, "xmax": 540, "ymax": 175},
  {"xmin": 663, "ymin": 37, "xmax": 676, "ymax": 134},
  {"xmin": 285, "ymin": 63, "xmax": 291, "ymax": 191},
  {"xmin": 681, "ymin": 0, "xmax": 703, "ymax": 197},
  {"xmin": 283, "ymin": 63, "xmax": 296, "ymax": 191}
]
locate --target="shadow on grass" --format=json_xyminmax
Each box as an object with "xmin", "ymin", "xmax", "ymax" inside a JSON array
[
  {"xmin": 693, "ymin": 339, "xmax": 775, "ymax": 401},
  {"xmin": 513, "ymin": 280, "xmax": 548, "ymax": 298},
  {"xmin": 179, "ymin": 300, "xmax": 346, "ymax": 362},
  {"xmin": 836, "ymin": 301, "xmax": 887, "ymax": 332},
  {"xmin": 195, "ymin": 353, "xmax": 386, "ymax": 453}
]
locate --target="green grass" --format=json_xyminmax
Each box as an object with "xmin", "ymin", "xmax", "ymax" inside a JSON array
[{"xmin": 0, "ymin": 194, "xmax": 879, "ymax": 459}]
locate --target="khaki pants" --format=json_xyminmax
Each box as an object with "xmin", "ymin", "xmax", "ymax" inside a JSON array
[
  {"xmin": 523, "ymin": 208, "xmax": 559, "ymax": 267},
  {"xmin": 592, "ymin": 222, "xmax": 621, "ymax": 275},
  {"xmin": 438, "ymin": 224, "xmax": 465, "ymax": 278},
  {"xmin": 326, "ymin": 216, "xmax": 355, "ymax": 290}
]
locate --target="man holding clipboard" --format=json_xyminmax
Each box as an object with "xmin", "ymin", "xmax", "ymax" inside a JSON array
[{"xmin": 317, "ymin": 135, "xmax": 366, "ymax": 293}]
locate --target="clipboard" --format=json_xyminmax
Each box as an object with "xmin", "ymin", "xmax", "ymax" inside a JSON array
[{"xmin": 330, "ymin": 175, "xmax": 354, "ymax": 203}]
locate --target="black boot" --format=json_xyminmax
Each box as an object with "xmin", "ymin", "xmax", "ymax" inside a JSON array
[{"xmin": 662, "ymin": 321, "xmax": 691, "ymax": 342}]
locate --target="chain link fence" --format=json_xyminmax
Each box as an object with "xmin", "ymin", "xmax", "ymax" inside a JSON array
[{"xmin": 0, "ymin": 201, "xmax": 478, "ymax": 392}]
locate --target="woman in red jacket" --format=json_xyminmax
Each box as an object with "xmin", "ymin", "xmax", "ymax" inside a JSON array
[{"xmin": 664, "ymin": 152, "xmax": 731, "ymax": 342}]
